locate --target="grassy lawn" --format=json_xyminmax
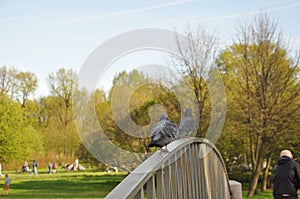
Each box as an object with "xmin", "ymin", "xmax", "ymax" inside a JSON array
[
  {"xmin": 242, "ymin": 190, "xmax": 274, "ymax": 199},
  {"xmin": 2, "ymin": 169, "xmax": 299, "ymax": 198},
  {"xmin": 1, "ymin": 169, "xmax": 127, "ymax": 199},
  {"xmin": 243, "ymin": 190, "xmax": 300, "ymax": 198}
]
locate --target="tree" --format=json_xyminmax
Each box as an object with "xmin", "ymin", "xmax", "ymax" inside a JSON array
[
  {"xmin": 173, "ymin": 23, "xmax": 218, "ymax": 137},
  {"xmin": 0, "ymin": 96, "xmax": 43, "ymax": 163},
  {"xmin": 107, "ymin": 70, "xmax": 155, "ymax": 151},
  {"xmin": 0, "ymin": 67, "xmax": 38, "ymax": 106},
  {"xmin": 72, "ymin": 70, "xmax": 156, "ymax": 170},
  {"xmin": 217, "ymin": 13, "xmax": 300, "ymax": 197},
  {"xmin": 0, "ymin": 66, "xmax": 18, "ymax": 98},
  {"xmin": 15, "ymin": 71, "xmax": 38, "ymax": 107},
  {"xmin": 47, "ymin": 68, "xmax": 80, "ymax": 157},
  {"xmin": 38, "ymin": 95, "xmax": 67, "ymax": 155}
]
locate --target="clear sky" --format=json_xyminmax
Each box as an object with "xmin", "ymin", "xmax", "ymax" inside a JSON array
[{"xmin": 1, "ymin": 0, "xmax": 299, "ymax": 97}]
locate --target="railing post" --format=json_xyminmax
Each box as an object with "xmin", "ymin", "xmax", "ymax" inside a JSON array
[
  {"xmin": 146, "ymin": 176, "xmax": 155, "ymax": 199},
  {"xmin": 229, "ymin": 180, "xmax": 242, "ymax": 199}
]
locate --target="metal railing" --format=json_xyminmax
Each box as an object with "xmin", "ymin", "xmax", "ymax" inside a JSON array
[{"xmin": 105, "ymin": 138, "xmax": 232, "ymax": 199}]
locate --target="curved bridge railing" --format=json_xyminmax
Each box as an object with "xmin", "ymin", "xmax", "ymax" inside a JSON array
[{"xmin": 106, "ymin": 138, "xmax": 232, "ymax": 199}]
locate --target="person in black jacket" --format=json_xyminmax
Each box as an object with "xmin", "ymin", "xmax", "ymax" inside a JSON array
[{"xmin": 273, "ymin": 150, "xmax": 300, "ymax": 199}]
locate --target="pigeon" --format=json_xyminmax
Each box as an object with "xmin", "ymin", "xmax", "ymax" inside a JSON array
[
  {"xmin": 177, "ymin": 108, "xmax": 195, "ymax": 137},
  {"xmin": 148, "ymin": 113, "xmax": 178, "ymax": 152}
]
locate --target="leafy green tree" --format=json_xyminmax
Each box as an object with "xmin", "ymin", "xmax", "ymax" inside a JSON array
[
  {"xmin": 107, "ymin": 70, "xmax": 154, "ymax": 152},
  {"xmin": 0, "ymin": 96, "xmax": 43, "ymax": 163},
  {"xmin": 39, "ymin": 95, "xmax": 67, "ymax": 155},
  {"xmin": 15, "ymin": 71, "xmax": 38, "ymax": 107},
  {"xmin": 217, "ymin": 13, "xmax": 300, "ymax": 197},
  {"xmin": 47, "ymin": 68, "xmax": 80, "ymax": 158},
  {"xmin": 0, "ymin": 67, "xmax": 37, "ymax": 105},
  {"xmin": 0, "ymin": 66, "xmax": 18, "ymax": 98}
]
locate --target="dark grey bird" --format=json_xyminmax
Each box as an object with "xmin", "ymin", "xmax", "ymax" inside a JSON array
[
  {"xmin": 177, "ymin": 108, "xmax": 195, "ymax": 137},
  {"xmin": 148, "ymin": 113, "xmax": 178, "ymax": 152}
]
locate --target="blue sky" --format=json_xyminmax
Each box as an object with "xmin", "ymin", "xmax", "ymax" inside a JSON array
[{"xmin": 1, "ymin": 0, "xmax": 300, "ymax": 97}]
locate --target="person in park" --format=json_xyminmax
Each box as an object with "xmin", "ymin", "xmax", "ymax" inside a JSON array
[
  {"xmin": 3, "ymin": 173, "xmax": 11, "ymax": 196},
  {"xmin": 30, "ymin": 160, "xmax": 38, "ymax": 176},
  {"xmin": 52, "ymin": 163, "xmax": 58, "ymax": 173},
  {"xmin": 113, "ymin": 159, "xmax": 118, "ymax": 173},
  {"xmin": 75, "ymin": 158, "xmax": 79, "ymax": 170},
  {"xmin": 48, "ymin": 162, "xmax": 53, "ymax": 174},
  {"xmin": 273, "ymin": 150, "xmax": 300, "ymax": 199},
  {"xmin": 22, "ymin": 160, "xmax": 30, "ymax": 172},
  {"xmin": 24, "ymin": 160, "xmax": 29, "ymax": 172},
  {"xmin": 0, "ymin": 163, "xmax": 3, "ymax": 177}
]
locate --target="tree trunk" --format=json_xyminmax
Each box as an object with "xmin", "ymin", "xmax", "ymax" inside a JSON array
[
  {"xmin": 248, "ymin": 157, "xmax": 263, "ymax": 197},
  {"xmin": 261, "ymin": 153, "xmax": 272, "ymax": 191},
  {"xmin": 248, "ymin": 140, "xmax": 266, "ymax": 197}
]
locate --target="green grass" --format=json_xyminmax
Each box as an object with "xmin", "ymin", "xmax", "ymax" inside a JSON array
[
  {"xmin": 1, "ymin": 169, "xmax": 127, "ymax": 199},
  {"xmin": 2, "ymin": 169, "xmax": 299, "ymax": 198},
  {"xmin": 241, "ymin": 183, "xmax": 300, "ymax": 198},
  {"xmin": 242, "ymin": 190, "xmax": 273, "ymax": 198}
]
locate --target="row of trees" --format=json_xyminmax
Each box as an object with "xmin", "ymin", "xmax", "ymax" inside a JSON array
[
  {"xmin": 0, "ymin": 12, "xmax": 299, "ymax": 197},
  {"xmin": 0, "ymin": 67, "xmax": 81, "ymax": 167}
]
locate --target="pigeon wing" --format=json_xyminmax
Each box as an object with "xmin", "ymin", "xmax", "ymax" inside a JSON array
[
  {"xmin": 150, "ymin": 120, "xmax": 166, "ymax": 137},
  {"xmin": 161, "ymin": 119, "xmax": 178, "ymax": 140},
  {"xmin": 148, "ymin": 117, "xmax": 178, "ymax": 148}
]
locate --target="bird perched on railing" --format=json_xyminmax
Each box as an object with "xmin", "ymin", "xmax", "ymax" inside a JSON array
[
  {"xmin": 148, "ymin": 113, "xmax": 178, "ymax": 152},
  {"xmin": 148, "ymin": 108, "xmax": 195, "ymax": 152},
  {"xmin": 177, "ymin": 108, "xmax": 195, "ymax": 137}
]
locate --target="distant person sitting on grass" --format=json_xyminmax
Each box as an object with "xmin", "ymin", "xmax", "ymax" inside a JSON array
[
  {"xmin": 78, "ymin": 164, "xmax": 85, "ymax": 171},
  {"xmin": 22, "ymin": 160, "xmax": 30, "ymax": 172},
  {"xmin": 52, "ymin": 163, "xmax": 58, "ymax": 173},
  {"xmin": 105, "ymin": 164, "xmax": 114, "ymax": 173},
  {"xmin": 113, "ymin": 159, "xmax": 118, "ymax": 173},
  {"xmin": 3, "ymin": 174, "xmax": 11, "ymax": 196},
  {"xmin": 66, "ymin": 164, "xmax": 74, "ymax": 171}
]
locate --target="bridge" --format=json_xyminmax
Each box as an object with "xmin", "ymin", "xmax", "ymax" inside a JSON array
[{"xmin": 106, "ymin": 138, "xmax": 242, "ymax": 199}]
